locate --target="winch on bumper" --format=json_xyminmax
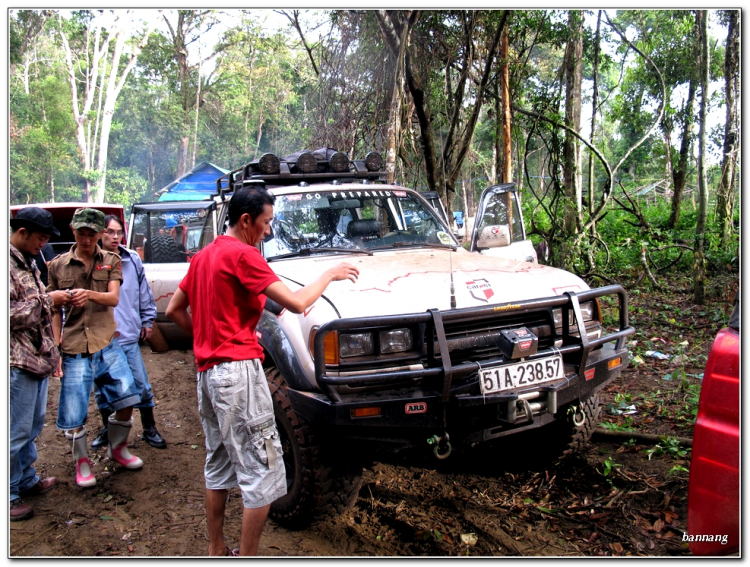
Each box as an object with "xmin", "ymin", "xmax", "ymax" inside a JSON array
[{"xmin": 287, "ymin": 285, "xmax": 634, "ymax": 446}]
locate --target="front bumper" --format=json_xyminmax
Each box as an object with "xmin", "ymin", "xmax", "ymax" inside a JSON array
[
  {"xmin": 292, "ymin": 285, "xmax": 634, "ymax": 444},
  {"xmin": 290, "ymin": 343, "xmax": 629, "ymax": 444}
]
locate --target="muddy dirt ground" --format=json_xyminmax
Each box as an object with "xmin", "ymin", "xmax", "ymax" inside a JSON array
[{"xmin": 9, "ymin": 279, "xmax": 735, "ymax": 557}]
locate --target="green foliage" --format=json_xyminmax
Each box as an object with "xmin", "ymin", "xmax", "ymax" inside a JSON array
[
  {"xmin": 599, "ymin": 456, "xmax": 622, "ymax": 479},
  {"xmin": 644, "ymin": 436, "xmax": 690, "ymax": 461}
]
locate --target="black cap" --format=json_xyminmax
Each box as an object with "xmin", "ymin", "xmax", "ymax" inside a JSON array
[{"xmin": 10, "ymin": 207, "xmax": 60, "ymax": 236}]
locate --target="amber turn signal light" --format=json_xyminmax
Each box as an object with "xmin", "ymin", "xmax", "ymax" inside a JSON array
[
  {"xmin": 351, "ymin": 407, "xmax": 382, "ymax": 418},
  {"xmin": 607, "ymin": 357, "xmax": 622, "ymax": 370},
  {"xmin": 310, "ymin": 328, "xmax": 340, "ymax": 365}
]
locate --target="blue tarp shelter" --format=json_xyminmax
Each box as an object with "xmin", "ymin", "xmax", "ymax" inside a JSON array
[{"xmin": 156, "ymin": 161, "xmax": 229, "ymax": 202}]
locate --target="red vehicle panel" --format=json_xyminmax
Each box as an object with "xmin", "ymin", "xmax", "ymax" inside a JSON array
[{"xmin": 687, "ymin": 326, "xmax": 740, "ymax": 555}]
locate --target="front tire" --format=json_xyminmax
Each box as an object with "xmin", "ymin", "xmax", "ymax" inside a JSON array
[{"xmin": 266, "ymin": 366, "xmax": 363, "ymax": 529}]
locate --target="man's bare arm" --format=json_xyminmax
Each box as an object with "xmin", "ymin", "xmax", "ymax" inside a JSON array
[
  {"xmin": 165, "ymin": 288, "xmax": 193, "ymax": 336},
  {"xmin": 264, "ymin": 261, "xmax": 359, "ymax": 314},
  {"xmin": 69, "ymin": 280, "xmax": 120, "ymax": 308}
]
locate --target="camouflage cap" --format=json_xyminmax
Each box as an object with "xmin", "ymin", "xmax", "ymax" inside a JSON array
[{"xmin": 71, "ymin": 208, "xmax": 105, "ymax": 233}]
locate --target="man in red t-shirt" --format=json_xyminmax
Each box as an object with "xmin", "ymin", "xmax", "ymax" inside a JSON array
[{"xmin": 166, "ymin": 188, "xmax": 358, "ymax": 556}]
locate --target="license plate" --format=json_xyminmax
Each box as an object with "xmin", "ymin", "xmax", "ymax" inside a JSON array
[{"xmin": 479, "ymin": 355, "xmax": 564, "ymax": 395}]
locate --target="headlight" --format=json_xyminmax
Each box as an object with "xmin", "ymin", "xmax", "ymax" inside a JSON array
[
  {"xmin": 379, "ymin": 328, "xmax": 413, "ymax": 354},
  {"xmin": 553, "ymin": 301, "xmax": 596, "ymax": 328},
  {"xmin": 339, "ymin": 333, "xmax": 374, "ymax": 358}
]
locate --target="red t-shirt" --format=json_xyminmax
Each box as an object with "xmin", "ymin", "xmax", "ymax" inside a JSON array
[{"xmin": 178, "ymin": 235, "xmax": 280, "ymax": 371}]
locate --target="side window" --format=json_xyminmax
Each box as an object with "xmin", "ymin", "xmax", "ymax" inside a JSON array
[{"xmin": 479, "ymin": 192, "xmax": 524, "ymax": 243}]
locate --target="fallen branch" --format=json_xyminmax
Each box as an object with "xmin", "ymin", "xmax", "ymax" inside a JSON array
[
  {"xmin": 583, "ymin": 272, "xmax": 617, "ymax": 285},
  {"xmin": 640, "ymin": 245, "xmax": 665, "ymax": 289},
  {"xmin": 593, "ymin": 427, "xmax": 692, "ymax": 447}
]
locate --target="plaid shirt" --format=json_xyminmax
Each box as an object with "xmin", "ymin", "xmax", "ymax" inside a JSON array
[{"xmin": 10, "ymin": 243, "xmax": 60, "ymax": 377}]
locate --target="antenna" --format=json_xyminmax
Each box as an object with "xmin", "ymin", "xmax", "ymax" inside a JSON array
[{"xmin": 449, "ymin": 248, "xmax": 456, "ymax": 309}]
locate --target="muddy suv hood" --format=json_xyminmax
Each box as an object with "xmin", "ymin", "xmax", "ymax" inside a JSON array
[{"xmin": 268, "ymin": 248, "xmax": 588, "ymax": 318}]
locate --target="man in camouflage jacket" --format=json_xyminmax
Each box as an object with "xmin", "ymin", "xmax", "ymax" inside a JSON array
[{"xmin": 10, "ymin": 207, "xmax": 70, "ymax": 521}]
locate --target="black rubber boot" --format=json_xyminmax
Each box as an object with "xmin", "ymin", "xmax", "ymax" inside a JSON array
[
  {"xmin": 90, "ymin": 409, "xmax": 112, "ymax": 449},
  {"xmin": 140, "ymin": 407, "xmax": 167, "ymax": 449}
]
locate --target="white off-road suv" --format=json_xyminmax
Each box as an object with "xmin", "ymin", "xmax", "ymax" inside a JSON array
[{"xmin": 128, "ymin": 148, "xmax": 634, "ymax": 528}]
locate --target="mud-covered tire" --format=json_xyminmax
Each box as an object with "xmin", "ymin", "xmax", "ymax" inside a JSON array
[
  {"xmin": 146, "ymin": 322, "xmax": 170, "ymax": 353},
  {"xmin": 266, "ymin": 366, "xmax": 363, "ymax": 530},
  {"xmin": 561, "ymin": 394, "xmax": 601, "ymax": 455},
  {"xmin": 148, "ymin": 234, "xmax": 179, "ymax": 263},
  {"xmin": 493, "ymin": 394, "xmax": 601, "ymax": 471}
]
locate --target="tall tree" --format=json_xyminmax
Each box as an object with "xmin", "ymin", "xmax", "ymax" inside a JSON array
[
  {"xmin": 9, "ymin": 10, "xmax": 53, "ymax": 80},
  {"xmin": 376, "ymin": 10, "xmax": 508, "ymax": 214},
  {"xmin": 58, "ymin": 11, "xmax": 153, "ymax": 202},
  {"xmin": 161, "ymin": 10, "xmax": 224, "ymax": 177},
  {"xmin": 693, "ymin": 10, "xmax": 709, "ymax": 305},
  {"xmin": 716, "ymin": 9, "xmax": 739, "ymax": 247},
  {"xmin": 667, "ymin": 13, "xmax": 699, "ymax": 228},
  {"xmin": 559, "ymin": 10, "xmax": 583, "ymax": 271}
]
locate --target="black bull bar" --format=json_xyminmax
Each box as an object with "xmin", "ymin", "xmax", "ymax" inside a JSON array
[{"xmin": 313, "ymin": 285, "xmax": 635, "ymax": 403}]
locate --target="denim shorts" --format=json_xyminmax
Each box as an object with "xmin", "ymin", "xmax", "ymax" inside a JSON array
[
  {"xmin": 93, "ymin": 341, "xmax": 154, "ymax": 410},
  {"xmin": 56, "ymin": 339, "xmax": 141, "ymax": 430},
  {"xmin": 197, "ymin": 359, "xmax": 287, "ymax": 509}
]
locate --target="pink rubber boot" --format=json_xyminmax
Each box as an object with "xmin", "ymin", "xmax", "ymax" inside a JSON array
[
  {"xmin": 106, "ymin": 416, "xmax": 143, "ymax": 469},
  {"xmin": 65, "ymin": 429, "xmax": 96, "ymax": 487}
]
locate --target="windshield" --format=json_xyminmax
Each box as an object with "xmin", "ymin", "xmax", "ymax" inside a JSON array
[
  {"xmin": 262, "ymin": 189, "xmax": 456, "ymax": 259},
  {"xmin": 130, "ymin": 207, "xmax": 215, "ymax": 263}
]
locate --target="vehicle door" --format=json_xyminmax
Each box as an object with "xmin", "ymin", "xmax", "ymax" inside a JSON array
[{"xmin": 469, "ymin": 183, "xmax": 538, "ymax": 263}]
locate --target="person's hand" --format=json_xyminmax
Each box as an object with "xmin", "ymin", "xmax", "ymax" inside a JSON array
[
  {"xmin": 140, "ymin": 327, "xmax": 152, "ymax": 341},
  {"xmin": 49, "ymin": 290, "xmax": 72, "ymax": 307},
  {"xmin": 326, "ymin": 262, "xmax": 360, "ymax": 283},
  {"xmin": 68, "ymin": 288, "xmax": 92, "ymax": 308},
  {"xmin": 52, "ymin": 356, "xmax": 63, "ymax": 379}
]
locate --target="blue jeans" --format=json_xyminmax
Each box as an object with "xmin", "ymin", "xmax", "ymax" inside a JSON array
[
  {"xmin": 56, "ymin": 339, "xmax": 141, "ymax": 430},
  {"xmin": 10, "ymin": 368, "xmax": 49, "ymax": 502},
  {"xmin": 94, "ymin": 341, "xmax": 154, "ymax": 411}
]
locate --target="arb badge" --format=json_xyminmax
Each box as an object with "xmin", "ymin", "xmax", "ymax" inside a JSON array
[{"xmin": 405, "ymin": 402, "xmax": 427, "ymax": 414}]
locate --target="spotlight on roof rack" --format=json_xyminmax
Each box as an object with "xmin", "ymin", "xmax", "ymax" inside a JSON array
[
  {"xmin": 299, "ymin": 181, "xmax": 309, "ymax": 187},
  {"xmin": 364, "ymin": 151, "xmax": 383, "ymax": 172},
  {"xmin": 259, "ymin": 153, "xmax": 280, "ymax": 174},
  {"xmin": 330, "ymin": 151, "xmax": 350, "ymax": 172},
  {"xmin": 297, "ymin": 152, "xmax": 317, "ymax": 173}
]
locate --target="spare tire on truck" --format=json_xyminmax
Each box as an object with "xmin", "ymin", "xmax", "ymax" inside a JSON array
[
  {"xmin": 266, "ymin": 366, "xmax": 364, "ymax": 530},
  {"xmin": 147, "ymin": 234, "xmax": 180, "ymax": 263}
]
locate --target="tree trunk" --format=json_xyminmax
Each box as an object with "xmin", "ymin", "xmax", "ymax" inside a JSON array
[
  {"xmin": 493, "ymin": 80, "xmax": 501, "ymax": 185},
  {"xmin": 59, "ymin": 19, "xmax": 107, "ymax": 202},
  {"xmin": 669, "ymin": 14, "xmax": 699, "ymax": 229},
  {"xmin": 500, "ymin": 25, "xmax": 512, "ymax": 184},
  {"xmin": 716, "ymin": 9, "xmax": 739, "ymax": 248},
  {"xmin": 587, "ymin": 10, "xmax": 602, "ymax": 215},
  {"xmin": 384, "ymin": 19, "xmax": 410, "ymax": 184},
  {"xmin": 693, "ymin": 10, "xmax": 709, "ymax": 305},
  {"xmin": 560, "ymin": 10, "xmax": 583, "ymax": 271},
  {"xmin": 95, "ymin": 19, "xmax": 153, "ymax": 203}
]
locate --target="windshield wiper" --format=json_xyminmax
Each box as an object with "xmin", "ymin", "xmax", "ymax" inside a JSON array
[
  {"xmin": 372, "ymin": 241, "xmax": 457, "ymax": 251},
  {"xmin": 268, "ymin": 246, "xmax": 373, "ymax": 261}
]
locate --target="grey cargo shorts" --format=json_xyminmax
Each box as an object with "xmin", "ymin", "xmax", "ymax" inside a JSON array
[{"xmin": 197, "ymin": 359, "xmax": 287, "ymax": 509}]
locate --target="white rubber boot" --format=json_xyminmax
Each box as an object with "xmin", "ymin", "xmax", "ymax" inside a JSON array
[
  {"xmin": 65, "ymin": 428, "xmax": 96, "ymax": 487},
  {"xmin": 106, "ymin": 416, "xmax": 143, "ymax": 470}
]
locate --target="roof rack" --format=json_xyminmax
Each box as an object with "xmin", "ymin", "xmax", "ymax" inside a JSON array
[{"xmin": 215, "ymin": 149, "xmax": 387, "ymax": 200}]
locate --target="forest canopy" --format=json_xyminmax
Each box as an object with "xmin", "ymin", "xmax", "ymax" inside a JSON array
[{"xmin": 9, "ymin": 9, "xmax": 739, "ymax": 300}]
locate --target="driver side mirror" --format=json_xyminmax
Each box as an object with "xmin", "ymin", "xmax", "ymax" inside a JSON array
[{"xmin": 476, "ymin": 224, "xmax": 511, "ymax": 249}]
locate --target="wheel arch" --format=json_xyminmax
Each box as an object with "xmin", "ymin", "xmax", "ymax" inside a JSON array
[{"xmin": 258, "ymin": 311, "xmax": 316, "ymax": 391}]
